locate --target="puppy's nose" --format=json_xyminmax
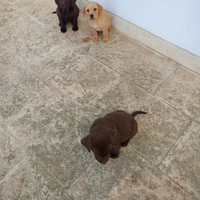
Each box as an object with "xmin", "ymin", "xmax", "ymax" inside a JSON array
[
  {"xmin": 90, "ymin": 14, "xmax": 94, "ymax": 19},
  {"xmin": 61, "ymin": 2, "xmax": 65, "ymax": 7}
]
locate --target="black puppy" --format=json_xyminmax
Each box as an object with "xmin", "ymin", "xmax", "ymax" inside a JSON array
[{"xmin": 54, "ymin": 0, "xmax": 79, "ymax": 33}]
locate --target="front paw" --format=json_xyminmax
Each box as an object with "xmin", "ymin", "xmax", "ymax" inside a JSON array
[
  {"xmin": 61, "ymin": 27, "xmax": 67, "ymax": 33},
  {"xmin": 110, "ymin": 151, "xmax": 119, "ymax": 159},
  {"xmin": 93, "ymin": 35, "xmax": 98, "ymax": 41},
  {"xmin": 72, "ymin": 26, "xmax": 78, "ymax": 31},
  {"xmin": 103, "ymin": 37, "xmax": 108, "ymax": 43}
]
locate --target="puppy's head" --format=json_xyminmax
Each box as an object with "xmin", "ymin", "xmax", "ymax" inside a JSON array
[
  {"xmin": 82, "ymin": 2, "xmax": 103, "ymax": 20},
  {"xmin": 55, "ymin": 0, "xmax": 76, "ymax": 10},
  {"xmin": 81, "ymin": 128, "xmax": 116, "ymax": 165}
]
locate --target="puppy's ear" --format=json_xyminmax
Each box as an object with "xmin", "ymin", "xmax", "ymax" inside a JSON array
[
  {"xmin": 97, "ymin": 3, "xmax": 103, "ymax": 14},
  {"xmin": 108, "ymin": 129, "xmax": 117, "ymax": 145},
  {"xmin": 81, "ymin": 135, "xmax": 92, "ymax": 152},
  {"xmin": 70, "ymin": 0, "xmax": 76, "ymax": 7},
  {"xmin": 82, "ymin": 5, "xmax": 86, "ymax": 16}
]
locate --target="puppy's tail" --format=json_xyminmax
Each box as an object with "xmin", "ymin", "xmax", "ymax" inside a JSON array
[
  {"xmin": 131, "ymin": 111, "xmax": 147, "ymax": 118},
  {"xmin": 52, "ymin": 11, "xmax": 57, "ymax": 14}
]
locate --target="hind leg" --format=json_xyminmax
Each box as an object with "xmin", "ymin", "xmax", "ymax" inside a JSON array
[{"xmin": 121, "ymin": 139, "xmax": 130, "ymax": 147}]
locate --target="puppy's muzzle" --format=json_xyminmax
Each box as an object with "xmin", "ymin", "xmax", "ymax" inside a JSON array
[{"xmin": 90, "ymin": 14, "xmax": 94, "ymax": 19}]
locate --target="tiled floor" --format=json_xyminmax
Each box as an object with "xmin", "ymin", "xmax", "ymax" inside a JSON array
[{"xmin": 0, "ymin": 0, "xmax": 200, "ymax": 199}]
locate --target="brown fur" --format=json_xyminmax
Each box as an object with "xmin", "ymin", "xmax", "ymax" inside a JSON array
[
  {"xmin": 82, "ymin": 1, "xmax": 112, "ymax": 43},
  {"xmin": 55, "ymin": 0, "xmax": 79, "ymax": 33},
  {"xmin": 81, "ymin": 110, "xmax": 147, "ymax": 165}
]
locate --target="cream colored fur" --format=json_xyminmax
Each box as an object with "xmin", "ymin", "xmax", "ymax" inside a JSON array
[{"xmin": 82, "ymin": 1, "xmax": 112, "ymax": 43}]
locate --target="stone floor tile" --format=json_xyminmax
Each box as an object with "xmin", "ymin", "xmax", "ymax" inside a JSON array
[
  {"xmin": 4, "ymin": 0, "xmax": 17, "ymax": 3},
  {"xmin": 95, "ymin": 36, "xmax": 179, "ymax": 93},
  {"xmin": 0, "ymin": 53, "xmax": 22, "ymax": 90},
  {"xmin": 77, "ymin": 105, "xmax": 103, "ymax": 139},
  {"xmin": 13, "ymin": 0, "xmax": 56, "ymax": 26},
  {"xmin": 0, "ymin": 1, "xmax": 26, "ymax": 29},
  {"xmin": 0, "ymin": 0, "xmax": 199, "ymax": 198},
  {"xmin": 159, "ymin": 121, "xmax": 200, "ymax": 199},
  {"xmin": 8, "ymin": 90, "xmax": 92, "ymax": 187},
  {"xmin": 7, "ymin": 90, "xmax": 77, "ymax": 147},
  {"xmin": 0, "ymin": 158, "xmax": 73, "ymax": 200},
  {"xmin": 0, "ymin": 126, "xmax": 28, "ymax": 183},
  {"xmin": 156, "ymin": 67, "xmax": 200, "ymax": 123},
  {"xmin": 80, "ymin": 78, "xmax": 190, "ymax": 165},
  {"xmin": 0, "ymin": 16, "xmax": 71, "ymax": 65},
  {"xmin": 53, "ymin": 14, "xmax": 122, "ymax": 56},
  {"xmin": 70, "ymin": 148, "xmax": 193, "ymax": 200},
  {"xmin": 0, "ymin": 66, "xmax": 48, "ymax": 122},
  {"xmin": 33, "ymin": 48, "xmax": 120, "ymax": 106}
]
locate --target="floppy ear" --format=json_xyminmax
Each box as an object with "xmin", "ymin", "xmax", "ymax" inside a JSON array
[
  {"xmin": 70, "ymin": 0, "xmax": 76, "ymax": 7},
  {"xmin": 81, "ymin": 135, "xmax": 92, "ymax": 152},
  {"xmin": 82, "ymin": 5, "xmax": 86, "ymax": 16},
  {"xmin": 97, "ymin": 3, "xmax": 103, "ymax": 14},
  {"xmin": 55, "ymin": 0, "xmax": 59, "ymax": 6},
  {"xmin": 108, "ymin": 129, "xmax": 117, "ymax": 145}
]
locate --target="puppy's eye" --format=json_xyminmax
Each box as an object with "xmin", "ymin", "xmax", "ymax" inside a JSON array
[
  {"xmin": 87, "ymin": 9, "xmax": 89, "ymax": 12},
  {"xmin": 94, "ymin": 8, "xmax": 97, "ymax": 11}
]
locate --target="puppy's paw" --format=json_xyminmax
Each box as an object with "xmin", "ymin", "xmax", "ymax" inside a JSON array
[
  {"xmin": 121, "ymin": 139, "xmax": 130, "ymax": 147},
  {"xmin": 110, "ymin": 151, "xmax": 119, "ymax": 159},
  {"xmin": 72, "ymin": 26, "xmax": 78, "ymax": 31},
  {"xmin": 93, "ymin": 36, "xmax": 98, "ymax": 41},
  {"xmin": 61, "ymin": 27, "xmax": 67, "ymax": 33},
  {"xmin": 103, "ymin": 37, "xmax": 108, "ymax": 43},
  {"xmin": 110, "ymin": 152, "xmax": 119, "ymax": 159}
]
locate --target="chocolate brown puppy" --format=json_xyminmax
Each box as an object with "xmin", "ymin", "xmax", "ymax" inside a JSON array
[
  {"xmin": 54, "ymin": 0, "xmax": 79, "ymax": 33},
  {"xmin": 81, "ymin": 110, "xmax": 147, "ymax": 165}
]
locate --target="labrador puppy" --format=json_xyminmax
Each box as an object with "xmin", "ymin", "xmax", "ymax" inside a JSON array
[
  {"xmin": 55, "ymin": 0, "xmax": 79, "ymax": 33},
  {"xmin": 82, "ymin": 1, "xmax": 112, "ymax": 43},
  {"xmin": 81, "ymin": 110, "xmax": 147, "ymax": 165}
]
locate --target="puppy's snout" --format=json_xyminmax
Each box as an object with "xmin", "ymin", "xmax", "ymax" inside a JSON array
[
  {"xmin": 60, "ymin": 2, "xmax": 65, "ymax": 8},
  {"xmin": 90, "ymin": 14, "xmax": 94, "ymax": 19}
]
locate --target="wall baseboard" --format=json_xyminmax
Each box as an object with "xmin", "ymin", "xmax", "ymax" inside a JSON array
[{"xmin": 77, "ymin": 0, "xmax": 200, "ymax": 74}]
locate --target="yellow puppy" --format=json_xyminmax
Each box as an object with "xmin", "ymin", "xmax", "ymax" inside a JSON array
[{"xmin": 82, "ymin": 1, "xmax": 112, "ymax": 43}]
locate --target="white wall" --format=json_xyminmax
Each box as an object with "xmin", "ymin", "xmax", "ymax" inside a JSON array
[{"xmin": 87, "ymin": 0, "xmax": 200, "ymax": 57}]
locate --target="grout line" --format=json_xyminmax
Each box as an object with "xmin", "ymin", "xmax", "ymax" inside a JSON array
[
  {"xmin": 3, "ymin": 125, "xmax": 37, "ymax": 157},
  {"xmin": 86, "ymin": 77, "xmax": 121, "ymax": 106},
  {"xmin": 153, "ymin": 65, "xmax": 180, "ymax": 95},
  {"xmin": 6, "ymin": 0, "xmax": 20, "ymax": 4},
  {"xmin": 28, "ymin": 67, "xmax": 82, "ymax": 107},
  {"xmin": 157, "ymin": 119, "xmax": 193, "ymax": 168},
  {"xmin": 10, "ymin": 1, "xmax": 46, "ymax": 27},
  {"xmin": 153, "ymin": 94, "xmax": 200, "ymax": 125},
  {"xmin": 29, "ymin": 16, "xmax": 45, "ymax": 27},
  {"xmin": 129, "ymin": 147, "xmax": 195, "ymax": 198},
  {"xmin": 2, "ymin": 124, "xmax": 70, "ymax": 192},
  {"xmin": 94, "ymin": 57, "xmax": 123, "ymax": 77},
  {"xmin": 92, "ymin": 37, "xmax": 121, "ymax": 57},
  {"xmin": 178, "ymin": 64, "xmax": 200, "ymax": 77},
  {"xmin": 0, "ymin": 156, "xmax": 29, "ymax": 186},
  {"xmin": 8, "ymin": 16, "xmax": 28, "ymax": 27},
  {"xmin": 68, "ymin": 192, "xmax": 78, "ymax": 200},
  {"xmin": 68, "ymin": 158, "xmax": 95, "ymax": 190},
  {"xmin": 36, "ymin": 159, "xmax": 66, "ymax": 188},
  {"xmin": 7, "ymin": 90, "xmax": 49, "ymax": 124}
]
